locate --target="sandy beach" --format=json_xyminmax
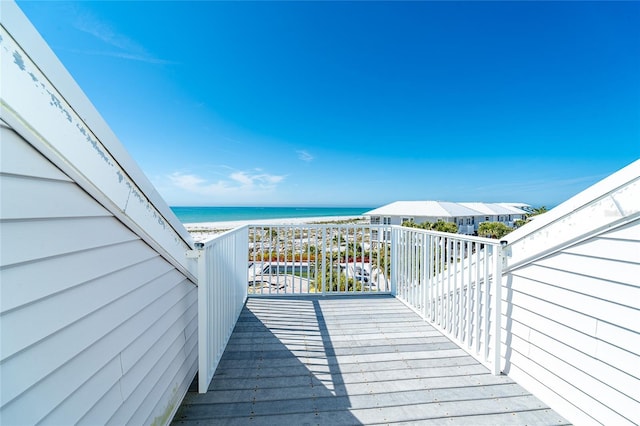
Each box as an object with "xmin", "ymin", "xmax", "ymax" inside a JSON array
[{"xmin": 185, "ymin": 215, "xmax": 369, "ymax": 242}]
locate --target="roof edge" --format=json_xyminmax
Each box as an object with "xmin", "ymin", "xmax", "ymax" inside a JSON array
[
  {"xmin": 1, "ymin": 1, "xmax": 196, "ymax": 279},
  {"xmin": 503, "ymin": 159, "xmax": 639, "ymax": 269}
]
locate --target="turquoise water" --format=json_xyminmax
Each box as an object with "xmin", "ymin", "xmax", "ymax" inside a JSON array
[{"xmin": 171, "ymin": 206, "xmax": 374, "ymax": 224}]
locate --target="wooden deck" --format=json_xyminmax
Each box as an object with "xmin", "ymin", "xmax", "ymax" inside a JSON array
[{"xmin": 173, "ymin": 295, "xmax": 569, "ymax": 425}]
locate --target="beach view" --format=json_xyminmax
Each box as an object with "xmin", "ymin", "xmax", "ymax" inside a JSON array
[
  {"xmin": 174, "ymin": 206, "xmax": 369, "ymax": 242},
  {"xmin": 2, "ymin": 1, "xmax": 638, "ymax": 425}
]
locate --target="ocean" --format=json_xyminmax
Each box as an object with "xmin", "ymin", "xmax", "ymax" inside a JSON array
[{"xmin": 171, "ymin": 206, "xmax": 374, "ymax": 224}]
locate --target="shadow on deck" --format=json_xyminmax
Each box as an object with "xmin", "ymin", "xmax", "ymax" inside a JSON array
[{"xmin": 172, "ymin": 295, "xmax": 568, "ymax": 425}]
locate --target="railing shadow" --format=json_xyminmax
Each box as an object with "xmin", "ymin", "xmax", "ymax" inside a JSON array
[{"xmin": 173, "ymin": 296, "xmax": 362, "ymax": 424}]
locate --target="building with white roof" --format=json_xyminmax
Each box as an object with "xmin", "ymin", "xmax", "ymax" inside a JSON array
[
  {"xmin": 498, "ymin": 202, "xmax": 533, "ymax": 213},
  {"xmin": 365, "ymin": 201, "xmax": 528, "ymax": 234}
]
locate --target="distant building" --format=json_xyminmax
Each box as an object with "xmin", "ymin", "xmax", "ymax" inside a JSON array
[{"xmin": 365, "ymin": 201, "xmax": 528, "ymax": 235}]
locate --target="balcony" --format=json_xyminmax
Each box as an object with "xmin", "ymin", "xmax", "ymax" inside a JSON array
[
  {"xmin": 174, "ymin": 224, "xmax": 571, "ymax": 424},
  {"xmin": 4, "ymin": 3, "xmax": 637, "ymax": 422},
  {"xmin": 173, "ymin": 295, "xmax": 568, "ymax": 424}
]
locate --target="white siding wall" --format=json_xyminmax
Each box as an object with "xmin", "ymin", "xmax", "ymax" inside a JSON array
[
  {"xmin": 0, "ymin": 126, "xmax": 198, "ymax": 425},
  {"xmin": 501, "ymin": 161, "xmax": 640, "ymax": 425}
]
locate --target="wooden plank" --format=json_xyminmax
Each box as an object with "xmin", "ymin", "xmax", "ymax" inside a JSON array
[{"xmin": 347, "ymin": 395, "xmax": 555, "ymax": 424}]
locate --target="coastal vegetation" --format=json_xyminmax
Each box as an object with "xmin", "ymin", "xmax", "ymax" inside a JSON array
[
  {"xmin": 514, "ymin": 219, "xmax": 528, "ymax": 228},
  {"xmin": 477, "ymin": 222, "xmax": 512, "ymax": 239},
  {"xmin": 247, "ymin": 224, "xmax": 392, "ymax": 293},
  {"xmin": 530, "ymin": 206, "xmax": 549, "ymax": 216},
  {"xmin": 314, "ymin": 255, "xmax": 362, "ymax": 292},
  {"xmin": 310, "ymin": 217, "xmax": 368, "ymax": 225}
]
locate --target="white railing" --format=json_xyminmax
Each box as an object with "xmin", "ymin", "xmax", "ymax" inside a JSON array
[
  {"xmin": 187, "ymin": 226, "xmax": 249, "ymax": 393},
  {"xmin": 391, "ymin": 227, "xmax": 503, "ymax": 374},
  {"xmin": 247, "ymin": 224, "xmax": 392, "ymax": 295},
  {"xmin": 189, "ymin": 223, "xmax": 503, "ymax": 394}
]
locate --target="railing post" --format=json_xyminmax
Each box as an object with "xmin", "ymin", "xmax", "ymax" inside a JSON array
[
  {"xmin": 390, "ymin": 226, "xmax": 397, "ymax": 296},
  {"xmin": 187, "ymin": 242, "xmax": 211, "ymax": 393},
  {"xmin": 321, "ymin": 229, "xmax": 326, "ymax": 296},
  {"xmin": 492, "ymin": 241, "xmax": 506, "ymax": 375}
]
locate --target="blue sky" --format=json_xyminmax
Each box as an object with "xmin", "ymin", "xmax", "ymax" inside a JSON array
[{"xmin": 17, "ymin": 1, "xmax": 640, "ymax": 208}]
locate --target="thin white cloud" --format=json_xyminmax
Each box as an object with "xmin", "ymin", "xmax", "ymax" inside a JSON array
[
  {"xmin": 168, "ymin": 173, "xmax": 207, "ymax": 190},
  {"xmin": 67, "ymin": 48, "xmax": 175, "ymax": 65},
  {"xmin": 230, "ymin": 171, "xmax": 284, "ymax": 187},
  {"xmin": 297, "ymin": 150, "xmax": 314, "ymax": 162},
  {"xmin": 71, "ymin": 9, "xmax": 172, "ymax": 64},
  {"xmin": 473, "ymin": 174, "xmax": 606, "ymax": 194},
  {"xmin": 168, "ymin": 169, "xmax": 286, "ymax": 196}
]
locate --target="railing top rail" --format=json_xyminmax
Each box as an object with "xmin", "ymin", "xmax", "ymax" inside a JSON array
[
  {"xmin": 197, "ymin": 222, "xmax": 503, "ymax": 252},
  {"xmin": 391, "ymin": 226, "xmax": 502, "ymax": 245},
  {"xmin": 247, "ymin": 223, "xmax": 385, "ymax": 229},
  {"xmin": 195, "ymin": 224, "xmax": 249, "ymax": 249}
]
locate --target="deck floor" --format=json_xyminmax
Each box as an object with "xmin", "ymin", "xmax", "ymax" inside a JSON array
[{"xmin": 173, "ymin": 295, "xmax": 568, "ymax": 425}]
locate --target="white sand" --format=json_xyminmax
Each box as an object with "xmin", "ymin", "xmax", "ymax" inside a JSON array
[{"xmin": 185, "ymin": 215, "xmax": 369, "ymax": 242}]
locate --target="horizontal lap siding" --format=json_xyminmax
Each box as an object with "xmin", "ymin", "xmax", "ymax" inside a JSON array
[
  {"xmin": 504, "ymin": 220, "xmax": 640, "ymax": 425},
  {"xmin": 0, "ymin": 128, "xmax": 197, "ymax": 425}
]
